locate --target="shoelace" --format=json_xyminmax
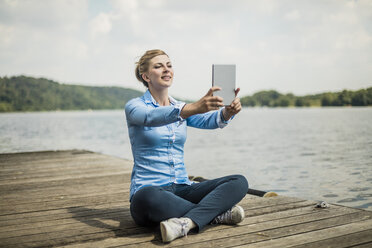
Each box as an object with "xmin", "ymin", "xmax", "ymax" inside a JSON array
[
  {"xmin": 179, "ymin": 219, "xmax": 188, "ymax": 237},
  {"xmin": 211, "ymin": 209, "xmax": 232, "ymax": 224}
]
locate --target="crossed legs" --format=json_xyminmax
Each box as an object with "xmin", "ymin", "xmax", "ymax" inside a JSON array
[{"xmin": 130, "ymin": 174, "xmax": 249, "ymax": 231}]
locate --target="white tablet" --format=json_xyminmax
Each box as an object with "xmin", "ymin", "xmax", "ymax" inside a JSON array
[{"xmin": 212, "ymin": 64, "xmax": 236, "ymax": 106}]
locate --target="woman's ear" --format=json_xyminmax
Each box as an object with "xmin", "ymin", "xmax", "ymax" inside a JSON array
[{"xmin": 142, "ymin": 73, "xmax": 150, "ymax": 83}]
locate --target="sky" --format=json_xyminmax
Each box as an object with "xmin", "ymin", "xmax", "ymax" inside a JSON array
[{"xmin": 0, "ymin": 0, "xmax": 371, "ymax": 100}]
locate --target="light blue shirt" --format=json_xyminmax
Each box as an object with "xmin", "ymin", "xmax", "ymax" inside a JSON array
[{"xmin": 125, "ymin": 90, "xmax": 231, "ymax": 200}]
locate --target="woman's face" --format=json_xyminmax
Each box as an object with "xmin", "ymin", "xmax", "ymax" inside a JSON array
[{"xmin": 143, "ymin": 55, "xmax": 174, "ymax": 90}]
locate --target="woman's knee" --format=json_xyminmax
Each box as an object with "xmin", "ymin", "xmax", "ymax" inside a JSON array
[{"xmin": 230, "ymin": 174, "xmax": 249, "ymax": 196}]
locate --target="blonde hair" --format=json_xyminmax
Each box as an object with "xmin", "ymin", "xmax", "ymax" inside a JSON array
[{"xmin": 135, "ymin": 49, "xmax": 168, "ymax": 88}]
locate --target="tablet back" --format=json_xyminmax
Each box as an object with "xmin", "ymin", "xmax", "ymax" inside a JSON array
[{"xmin": 212, "ymin": 64, "xmax": 236, "ymax": 105}]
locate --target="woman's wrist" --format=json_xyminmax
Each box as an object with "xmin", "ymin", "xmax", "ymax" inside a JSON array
[
  {"xmin": 180, "ymin": 103, "xmax": 198, "ymax": 119},
  {"xmin": 222, "ymin": 108, "xmax": 231, "ymax": 121}
]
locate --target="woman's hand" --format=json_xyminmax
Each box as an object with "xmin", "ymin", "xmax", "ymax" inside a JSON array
[
  {"xmin": 222, "ymin": 88, "xmax": 241, "ymax": 121},
  {"xmin": 180, "ymin": 87, "xmax": 224, "ymax": 119}
]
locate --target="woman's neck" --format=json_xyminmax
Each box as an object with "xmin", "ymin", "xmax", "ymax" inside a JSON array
[{"xmin": 148, "ymin": 87, "xmax": 169, "ymax": 106}]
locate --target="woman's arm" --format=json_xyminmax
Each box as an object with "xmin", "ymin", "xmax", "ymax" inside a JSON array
[{"xmin": 125, "ymin": 99, "xmax": 185, "ymax": 127}]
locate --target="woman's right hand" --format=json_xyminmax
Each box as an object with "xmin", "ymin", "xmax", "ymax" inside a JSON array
[{"xmin": 180, "ymin": 87, "xmax": 224, "ymax": 119}]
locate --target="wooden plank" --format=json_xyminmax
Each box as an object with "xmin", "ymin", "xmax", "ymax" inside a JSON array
[
  {"xmin": 348, "ymin": 242, "xmax": 372, "ymax": 248},
  {"xmin": 0, "ymin": 157, "xmax": 131, "ymax": 174},
  {"xmin": 290, "ymin": 229, "xmax": 372, "ymax": 248},
  {"xmin": 0, "ymin": 211, "xmax": 135, "ymax": 239},
  {"xmin": 0, "ymin": 182, "xmax": 131, "ymax": 206},
  {"xmin": 242, "ymin": 204, "xmax": 336, "ymax": 225},
  {"xmin": 239, "ymin": 195, "xmax": 308, "ymax": 210},
  {"xmin": 0, "ymin": 192, "xmax": 129, "ymax": 215},
  {"xmin": 16, "ymin": 230, "xmax": 157, "ymax": 248},
  {"xmin": 0, "ymin": 166, "xmax": 129, "ymax": 181},
  {"xmin": 235, "ymin": 218, "xmax": 372, "ymax": 248},
  {"xmin": 245, "ymin": 200, "xmax": 315, "ymax": 218},
  {"xmin": 0, "ymin": 154, "xmax": 130, "ymax": 171},
  {"xmin": 0, "ymin": 151, "xmax": 100, "ymax": 168},
  {"xmin": 0, "ymin": 150, "xmax": 91, "ymax": 162},
  {"xmin": 0, "ymin": 208, "xmax": 130, "ymax": 234},
  {"xmin": 0, "ymin": 192, "xmax": 130, "ymax": 220},
  {"xmin": 0, "ymin": 170, "xmax": 130, "ymax": 186},
  {"xmin": 0, "ymin": 151, "xmax": 132, "ymax": 182},
  {"xmin": 0, "ymin": 201, "xmax": 128, "ymax": 225},
  {"xmin": 0, "ymin": 173, "xmax": 131, "ymax": 192},
  {"xmin": 0, "ymin": 223, "xmax": 156, "ymax": 248},
  {"xmin": 0, "ymin": 174, "xmax": 131, "ymax": 197}
]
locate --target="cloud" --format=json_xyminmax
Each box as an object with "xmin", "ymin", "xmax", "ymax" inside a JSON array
[
  {"xmin": 90, "ymin": 13, "xmax": 113, "ymax": 36},
  {"xmin": 0, "ymin": 0, "xmax": 371, "ymax": 97},
  {"xmin": 0, "ymin": 0, "xmax": 88, "ymax": 31},
  {"xmin": 284, "ymin": 10, "xmax": 300, "ymax": 21}
]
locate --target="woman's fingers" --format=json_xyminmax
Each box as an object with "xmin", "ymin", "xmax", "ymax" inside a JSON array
[
  {"xmin": 206, "ymin": 86, "xmax": 222, "ymax": 96},
  {"xmin": 207, "ymin": 97, "xmax": 224, "ymax": 110},
  {"xmin": 226, "ymin": 98, "xmax": 241, "ymax": 115},
  {"xmin": 235, "ymin": 88, "xmax": 240, "ymax": 97},
  {"xmin": 229, "ymin": 97, "xmax": 240, "ymax": 108},
  {"xmin": 211, "ymin": 95, "xmax": 224, "ymax": 103},
  {"xmin": 195, "ymin": 87, "xmax": 227, "ymax": 113},
  {"xmin": 235, "ymin": 101, "xmax": 242, "ymax": 111}
]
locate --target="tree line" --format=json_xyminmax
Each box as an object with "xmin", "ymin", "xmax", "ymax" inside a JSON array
[
  {"xmin": 0, "ymin": 76, "xmax": 143, "ymax": 112},
  {"xmin": 240, "ymin": 88, "xmax": 372, "ymax": 107},
  {"xmin": 0, "ymin": 75, "xmax": 371, "ymax": 112}
]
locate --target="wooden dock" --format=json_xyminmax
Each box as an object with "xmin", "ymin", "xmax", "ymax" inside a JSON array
[{"xmin": 0, "ymin": 150, "xmax": 371, "ymax": 248}]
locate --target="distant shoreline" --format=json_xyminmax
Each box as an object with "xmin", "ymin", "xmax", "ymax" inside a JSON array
[
  {"xmin": 1, "ymin": 106, "xmax": 372, "ymax": 114},
  {"xmin": 1, "ymin": 75, "xmax": 371, "ymax": 112}
]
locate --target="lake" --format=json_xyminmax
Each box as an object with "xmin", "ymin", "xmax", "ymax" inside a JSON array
[{"xmin": 1, "ymin": 107, "xmax": 371, "ymax": 210}]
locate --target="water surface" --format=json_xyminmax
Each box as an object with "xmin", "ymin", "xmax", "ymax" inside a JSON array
[{"xmin": 1, "ymin": 108, "xmax": 371, "ymax": 210}]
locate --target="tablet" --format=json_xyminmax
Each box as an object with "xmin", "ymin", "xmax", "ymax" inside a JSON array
[{"xmin": 212, "ymin": 64, "xmax": 236, "ymax": 106}]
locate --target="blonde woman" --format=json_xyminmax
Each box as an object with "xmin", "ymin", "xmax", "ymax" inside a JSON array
[{"xmin": 125, "ymin": 49, "xmax": 248, "ymax": 243}]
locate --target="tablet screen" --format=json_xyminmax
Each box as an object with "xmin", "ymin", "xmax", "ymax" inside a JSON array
[{"xmin": 212, "ymin": 64, "xmax": 236, "ymax": 105}]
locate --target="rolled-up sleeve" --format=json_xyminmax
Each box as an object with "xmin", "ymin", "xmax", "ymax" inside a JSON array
[
  {"xmin": 125, "ymin": 98, "xmax": 186, "ymax": 127},
  {"xmin": 186, "ymin": 107, "xmax": 233, "ymax": 129}
]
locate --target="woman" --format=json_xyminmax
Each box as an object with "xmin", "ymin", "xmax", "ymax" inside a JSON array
[{"xmin": 125, "ymin": 49, "xmax": 248, "ymax": 243}]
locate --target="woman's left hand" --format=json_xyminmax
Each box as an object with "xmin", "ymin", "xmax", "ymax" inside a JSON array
[{"xmin": 222, "ymin": 88, "xmax": 242, "ymax": 121}]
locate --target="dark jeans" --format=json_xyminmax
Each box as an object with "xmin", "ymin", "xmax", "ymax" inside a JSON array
[{"xmin": 130, "ymin": 174, "xmax": 248, "ymax": 231}]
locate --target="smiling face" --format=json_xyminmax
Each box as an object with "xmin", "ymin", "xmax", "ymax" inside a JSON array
[{"xmin": 142, "ymin": 55, "xmax": 174, "ymax": 90}]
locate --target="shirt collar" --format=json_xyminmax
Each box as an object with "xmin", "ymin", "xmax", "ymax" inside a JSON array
[{"xmin": 143, "ymin": 89, "xmax": 178, "ymax": 106}]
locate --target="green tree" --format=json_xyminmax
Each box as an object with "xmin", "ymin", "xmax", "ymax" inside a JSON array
[
  {"xmin": 321, "ymin": 93, "xmax": 336, "ymax": 106},
  {"xmin": 351, "ymin": 89, "xmax": 368, "ymax": 106},
  {"xmin": 240, "ymin": 96, "xmax": 256, "ymax": 106},
  {"xmin": 295, "ymin": 97, "xmax": 309, "ymax": 107},
  {"xmin": 252, "ymin": 90, "xmax": 280, "ymax": 106},
  {"xmin": 338, "ymin": 90, "xmax": 352, "ymax": 106}
]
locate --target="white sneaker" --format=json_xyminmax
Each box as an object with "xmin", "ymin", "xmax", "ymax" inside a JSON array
[
  {"xmin": 211, "ymin": 205, "xmax": 245, "ymax": 225},
  {"xmin": 160, "ymin": 218, "xmax": 190, "ymax": 243}
]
